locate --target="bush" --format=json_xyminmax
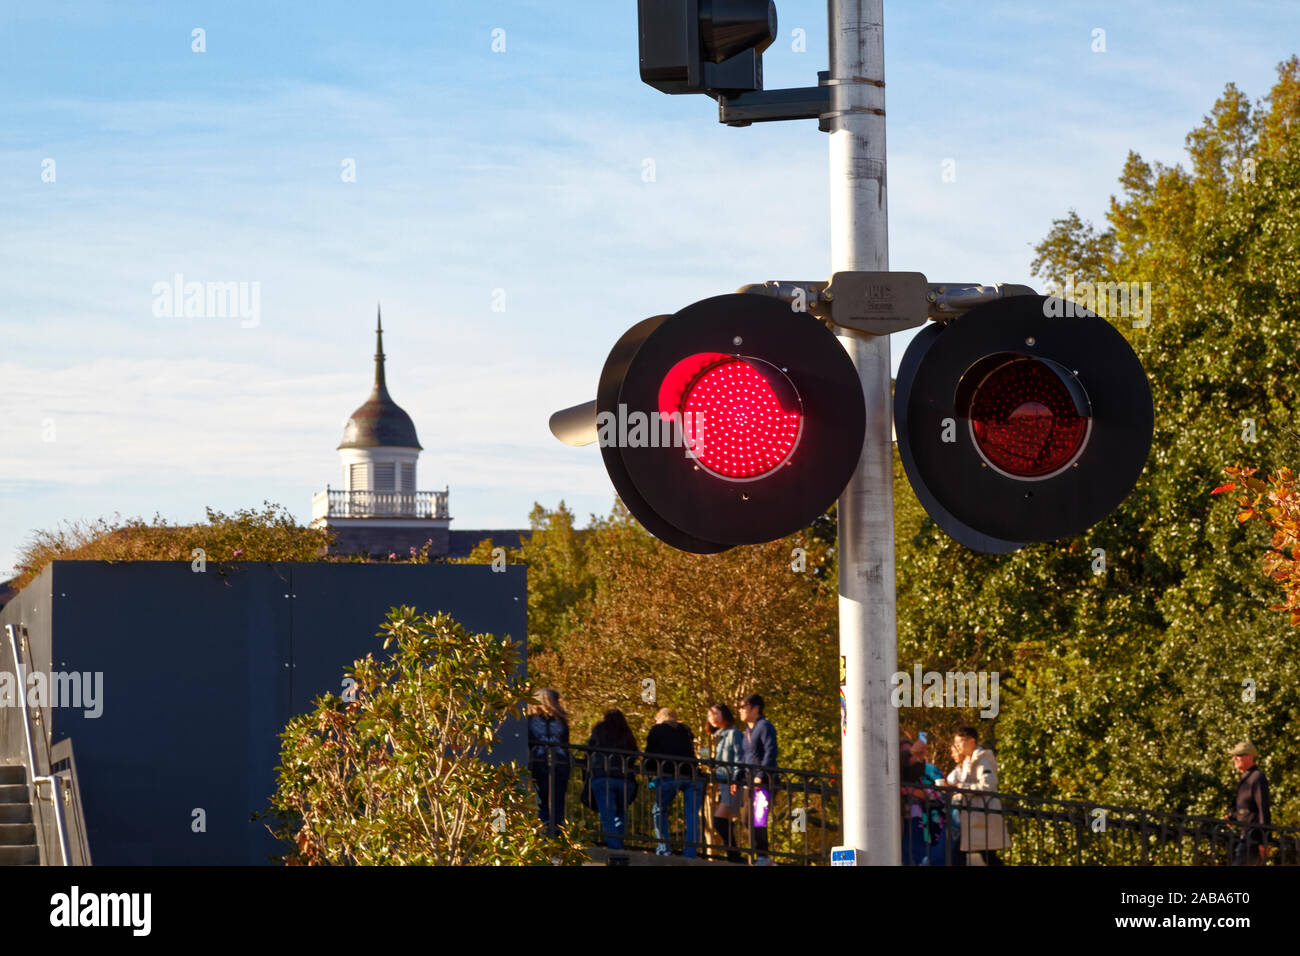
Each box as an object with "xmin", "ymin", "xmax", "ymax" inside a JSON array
[{"xmin": 266, "ymin": 606, "xmax": 587, "ymax": 865}]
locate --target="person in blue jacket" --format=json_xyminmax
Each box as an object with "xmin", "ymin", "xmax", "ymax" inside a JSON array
[
  {"xmin": 527, "ymin": 688, "xmax": 570, "ymax": 836},
  {"xmin": 738, "ymin": 693, "xmax": 778, "ymax": 864}
]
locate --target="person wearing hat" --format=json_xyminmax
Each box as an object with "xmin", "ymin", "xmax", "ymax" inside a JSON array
[{"xmin": 1225, "ymin": 740, "xmax": 1271, "ymax": 866}]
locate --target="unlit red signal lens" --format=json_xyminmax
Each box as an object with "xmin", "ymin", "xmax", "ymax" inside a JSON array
[
  {"xmin": 966, "ymin": 357, "xmax": 1089, "ymax": 478},
  {"xmin": 659, "ymin": 353, "xmax": 802, "ymax": 480}
]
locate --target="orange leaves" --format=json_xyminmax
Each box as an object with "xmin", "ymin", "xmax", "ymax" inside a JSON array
[{"xmin": 1220, "ymin": 464, "xmax": 1300, "ymax": 626}]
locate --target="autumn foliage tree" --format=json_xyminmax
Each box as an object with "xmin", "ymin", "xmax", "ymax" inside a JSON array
[
  {"xmin": 10, "ymin": 502, "xmax": 333, "ymax": 590},
  {"xmin": 1216, "ymin": 467, "xmax": 1300, "ymax": 626},
  {"xmin": 462, "ymin": 501, "xmax": 838, "ymax": 770}
]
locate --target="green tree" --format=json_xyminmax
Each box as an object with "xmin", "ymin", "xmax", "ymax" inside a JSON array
[
  {"xmin": 895, "ymin": 59, "xmax": 1300, "ymax": 823},
  {"xmin": 1028, "ymin": 208, "xmax": 1116, "ymax": 290},
  {"xmin": 266, "ymin": 606, "xmax": 587, "ymax": 865},
  {"xmin": 458, "ymin": 502, "xmax": 595, "ymax": 660}
]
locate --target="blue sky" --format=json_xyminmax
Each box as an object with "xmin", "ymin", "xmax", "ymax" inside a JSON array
[{"xmin": 1, "ymin": 0, "xmax": 1297, "ymax": 575}]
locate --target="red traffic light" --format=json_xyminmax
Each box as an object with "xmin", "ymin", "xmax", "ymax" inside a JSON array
[
  {"xmin": 659, "ymin": 352, "xmax": 802, "ymax": 479},
  {"xmin": 895, "ymin": 295, "xmax": 1153, "ymax": 550},
  {"xmin": 958, "ymin": 354, "xmax": 1091, "ymax": 479},
  {"xmin": 593, "ymin": 293, "xmax": 865, "ymax": 553}
]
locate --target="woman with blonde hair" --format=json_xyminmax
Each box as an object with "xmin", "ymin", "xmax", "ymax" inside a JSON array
[{"xmin": 527, "ymin": 688, "xmax": 570, "ymax": 836}]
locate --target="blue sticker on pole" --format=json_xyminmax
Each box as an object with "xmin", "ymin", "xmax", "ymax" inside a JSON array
[{"xmin": 831, "ymin": 847, "xmax": 857, "ymax": 866}]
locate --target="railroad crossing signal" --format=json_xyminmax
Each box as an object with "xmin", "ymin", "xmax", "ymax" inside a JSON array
[
  {"xmin": 894, "ymin": 294, "xmax": 1154, "ymax": 552},
  {"xmin": 554, "ymin": 1, "xmax": 1155, "ymax": 558},
  {"xmin": 551, "ymin": 285, "xmax": 1153, "ymax": 556},
  {"xmin": 551, "ymin": 293, "xmax": 864, "ymax": 553}
]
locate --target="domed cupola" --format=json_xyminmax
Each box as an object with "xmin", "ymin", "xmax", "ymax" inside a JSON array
[
  {"xmin": 338, "ymin": 309, "xmax": 422, "ymax": 451},
  {"xmin": 309, "ymin": 306, "xmax": 477, "ymax": 559}
]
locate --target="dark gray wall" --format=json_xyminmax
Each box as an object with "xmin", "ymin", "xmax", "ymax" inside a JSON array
[{"xmin": 0, "ymin": 560, "xmax": 526, "ymax": 865}]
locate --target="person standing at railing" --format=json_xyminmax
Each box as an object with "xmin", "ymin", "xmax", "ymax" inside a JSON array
[
  {"xmin": 901, "ymin": 743, "xmax": 928, "ymax": 865},
  {"xmin": 645, "ymin": 707, "xmax": 703, "ymax": 857},
  {"xmin": 708, "ymin": 703, "xmax": 745, "ymax": 863},
  {"xmin": 1225, "ymin": 740, "xmax": 1271, "ymax": 866},
  {"xmin": 910, "ymin": 736, "xmax": 948, "ymax": 865},
  {"xmin": 527, "ymin": 688, "xmax": 570, "ymax": 838},
  {"xmin": 584, "ymin": 709, "xmax": 640, "ymax": 850},
  {"xmin": 737, "ymin": 693, "xmax": 778, "ymax": 865},
  {"xmin": 935, "ymin": 725, "xmax": 1008, "ymax": 866}
]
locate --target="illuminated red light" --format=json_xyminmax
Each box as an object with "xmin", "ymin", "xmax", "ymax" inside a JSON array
[
  {"xmin": 967, "ymin": 358, "xmax": 1089, "ymax": 478},
  {"xmin": 659, "ymin": 353, "xmax": 801, "ymax": 479}
]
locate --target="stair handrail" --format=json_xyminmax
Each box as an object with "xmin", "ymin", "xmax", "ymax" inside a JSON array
[
  {"xmin": 4, "ymin": 623, "xmax": 72, "ymax": 865},
  {"xmin": 32, "ymin": 776, "xmax": 70, "ymax": 866},
  {"xmin": 49, "ymin": 739, "xmax": 91, "ymax": 866}
]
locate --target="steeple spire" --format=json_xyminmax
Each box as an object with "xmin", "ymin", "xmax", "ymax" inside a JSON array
[
  {"xmin": 374, "ymin": 303, "xmax": 387, "ymax": 392},
  {"xmin": 337, "ymin": 304, "xmax": 421, "ymax": 451}
]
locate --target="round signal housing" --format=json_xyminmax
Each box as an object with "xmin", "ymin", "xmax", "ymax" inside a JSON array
[
  {"xmin": 894, "ymin": 295, "xmax": 1152, "ymax": 547},
  {"xmin": 598, "ymin": 293, "xmax": 865, "ymax": 551}
]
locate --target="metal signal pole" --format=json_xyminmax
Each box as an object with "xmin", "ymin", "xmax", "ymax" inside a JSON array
[{"xmin": 828, "ymin": 0, "xmax": 899, "ymax": 865}]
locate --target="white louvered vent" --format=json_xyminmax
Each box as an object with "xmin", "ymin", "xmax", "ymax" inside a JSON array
[{"xmin": 349, "ymin": 462, "xmax": 368, "ymax": 490}]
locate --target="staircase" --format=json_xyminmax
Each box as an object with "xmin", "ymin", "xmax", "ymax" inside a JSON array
[{"xmin": 0, "ymin": 766, "xmax": 39, "ymax": 865}]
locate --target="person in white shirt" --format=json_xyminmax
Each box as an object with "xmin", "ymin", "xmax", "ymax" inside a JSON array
[{"xmin": 935, "ymin": 724, "xmax": 1009, "ymax": 865}]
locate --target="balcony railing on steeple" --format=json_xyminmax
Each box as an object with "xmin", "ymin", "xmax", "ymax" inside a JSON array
[{"xmin": 311, "ymin": 487, "xmax": 449, "ymax": 521}]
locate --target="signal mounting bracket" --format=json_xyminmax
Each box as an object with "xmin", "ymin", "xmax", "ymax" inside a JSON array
[
  {"xmin": 718, "ymin": 71, "xmax": 832, "ymax": 129},
  {"xmin": 737, "ymin": 275, "xmax": 1039, "ymax": 334}
]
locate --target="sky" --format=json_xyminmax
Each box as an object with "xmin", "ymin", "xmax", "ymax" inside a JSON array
[{"xmin": 1, "ymin": 0, "xmax": 1297, "ymax": 576}]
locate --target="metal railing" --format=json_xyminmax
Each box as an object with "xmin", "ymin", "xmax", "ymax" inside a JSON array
[
  {"xmin": 932, "ymin": 788, "xmax": 1300, "ymax": 867},
  {"xmin": 50, "ymin": 739, "xmax": 92, "ymax": 866},
  {"xmin": 3, "ymin": 623, "xmax": 91, "ymax": 865},
  {"xmin": 311, "ymin": 488, "xmax": 450, "ymax": 520},
  {"xmin": 528, "ymin": 742, "xmax": 1300, "ymax": 865},
  {"xmin": 532, "ymin": 742, "xmax": 837, "ymax": 864}
]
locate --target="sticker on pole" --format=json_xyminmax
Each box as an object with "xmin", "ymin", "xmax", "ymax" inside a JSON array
[{"xmin": 831, "ymin": 846, "xmax": 859, "ymax": 866}]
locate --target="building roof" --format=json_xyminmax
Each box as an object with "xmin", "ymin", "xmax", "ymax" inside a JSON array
[
  {"xmin": 338, "ymin": 307, "xmax": 422, "ymax": 450},
  {"xmin": 447, "ymin": 530, "xmax": 529, "ymax": 559}
]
